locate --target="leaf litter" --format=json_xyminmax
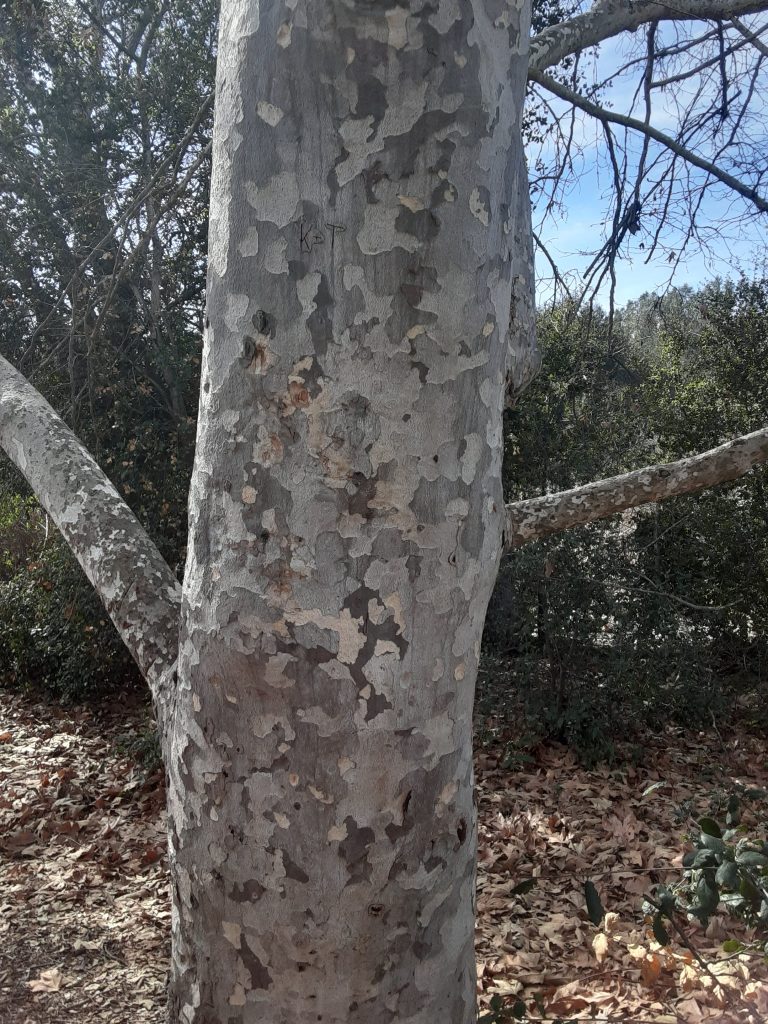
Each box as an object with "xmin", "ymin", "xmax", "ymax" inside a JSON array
[{"xmin": 1, "ymin": 688, "xmax": 766, "ymax": 1022}]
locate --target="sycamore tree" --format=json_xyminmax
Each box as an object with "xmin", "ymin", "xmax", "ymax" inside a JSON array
[{"xmin": 2, "ymin": 2, "xmax": 768, "ymax": 1022}]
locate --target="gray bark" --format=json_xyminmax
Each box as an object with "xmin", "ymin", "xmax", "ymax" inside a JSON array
[
  {"xmin": 505, "ymin": 425, "xmax": 768, "ymax": 548},
  {"xmin": 166, "ymin": 2, "xmax": 531, "ymax": 1022},
  {"xmin": 0, "ymin": 353, "xmax": 181, "ymax": 719}
]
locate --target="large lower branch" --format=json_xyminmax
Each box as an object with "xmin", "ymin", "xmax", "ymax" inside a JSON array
[
  {"xmin": 0, "ymin": 354, "xmax": 181, "ymax": 712},
  {"xmin": 505, "ymin": 426, "xmax": 768, "ymax": 549},
  {"xmin": 529, "ymin": 0, "xmax": 768, "ymax": 74}
]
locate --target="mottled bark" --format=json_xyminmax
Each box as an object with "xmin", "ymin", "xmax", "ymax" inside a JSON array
[
  {"xmin": 505, "ymin": 425, "xmax": 768, "ymax": 548},
  {"xmin": 0, "ymin": 353, "xmax": 181, "ymax": 717},
  {"xmin": 528, "ymin": 0, "xmax": 768, "ymax": 74},
  {"xmin": 167, "ymin": 2, "xmax": 532, "ymax": 1022}
]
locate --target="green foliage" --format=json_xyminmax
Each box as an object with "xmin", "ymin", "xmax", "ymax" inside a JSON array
[
  {"xmin": 0, "ymin": 1, "xmax": 204, "ymax": 697},
  {"xmin": 647, "ymin": 789, "xmax": 768, "ymax": 945},
  {"xmin": 478, "ymin": 994, "xmax": 528, "ymax": 1023},
  {"xmin": 482, "ymin": 279, "xmax": 768, "ymax": 763},
  {"xmin": 114, "ymin": 724, "xmax": 163, "ymax": 775},
  {"xmin": 0, "ymin": 501, "xmax": 135, "ymax": 698}
]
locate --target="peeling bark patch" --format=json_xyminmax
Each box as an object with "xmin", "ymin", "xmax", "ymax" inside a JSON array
[
  {"xmin": 469, "ymin": 186, "xmax": 490, "ymax": 226},
  {"xmin": 240, "ymin": 936, "xmax": 273, "ymax": 990},
  {"xmin": 282, "ymin": 853, "xmax": 309, "ymax": 883},
  {"xmin": 230, "ymin": 879, "xmax": 266, "ymax": 903},
  {"xmin": 338, "ymin": 818, "xmax": 375, "ymax": 885}
]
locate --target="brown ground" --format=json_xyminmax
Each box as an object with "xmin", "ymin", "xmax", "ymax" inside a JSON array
[{"xmin": 1, "ymin": 688, "xmax": 766, "ymax": 1023}]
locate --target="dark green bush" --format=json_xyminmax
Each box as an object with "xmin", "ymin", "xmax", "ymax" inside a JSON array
[
  {"xmin": 0, "ymin": 499, "xmax": 137, "ymax": 699},
  {"xmin": 481, "ymin": 279, "xmax": 768, "ymax": 763}
]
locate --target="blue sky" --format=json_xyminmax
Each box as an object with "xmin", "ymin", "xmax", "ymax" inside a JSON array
[{"xmin": 529, "ymin": 27, "xmax": 768, "ymax": 306}]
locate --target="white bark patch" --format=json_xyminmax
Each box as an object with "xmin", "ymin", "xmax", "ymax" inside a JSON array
[
  {"xmin": 386, "ymin": 7, "xmax": 409, "ymax": 49},
  {"xmin": 438, "ymin": 780, "xmax": 458, "ymax": 808},
  {"xmin": 241, "ymin": 486, "xmax": 257, "ymax": 504},
  {"xmin": 222, "ymin": 921, "xmax": 242, "ymax": 947},
  {"xmin": 383, "ymin": 593, "xmax": 406, "ymax": 635},
  {"xmin": 228, "ymin": 984, "xmax": 247, "ymax": 1007},
  {"xmin": 469, "ymin": 187, "xmax": 490, "ymax": 226},
  {"xmin": 245, "ymin": 172, "xmax": 300, "ymax": 228},
  {"xmin": 276, "ymin": 21, "xmax": 291, "ymax": 47},
  {"xmin": 264, "ymin": 237, "xmax": 289, "ymax": 275},
  {"xmin": 460, "ymin": 433, "xmax": 483, "ymax": 484},
  {"xmin": 445, "ymin": 498, "xmax": 469, "ymax": 520},
  {"xmin": 398, "ymin": 194, "xmax": 425, "ymax": 212},
  {"xmin": 224, "ymin": 294, "xmax": 250, "ymax": 333},
  {"xmin": 327, "ymin": 823, "xmax": 347, "ymax": 842},
  {"xmin": 374, "ymin": 639, "xmax": 401, "ymax": 657},
  {"xmin": 256, "ymin": 101, "xmax": 284, "ymax": 126},
  {"xmin": 335, "ymin": 117, "xmax": 378, "ymax": 186},
  {"xmin": 286, "ymin": 607, "xmax": 365, "ymax": 664},
  {"xmin": 237, "ymin": 227, "xmax": 259, "ymax": 258},
  {"xmin": 358, "ymin": 203, "xmax": 420, "ymax": 256}
]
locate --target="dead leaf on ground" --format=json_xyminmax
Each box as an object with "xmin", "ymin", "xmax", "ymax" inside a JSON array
[{"xmin": 26, "ymin": 967, "xmax": 63, "ymax": 992}]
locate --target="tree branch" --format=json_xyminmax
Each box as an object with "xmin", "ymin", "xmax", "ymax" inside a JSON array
[
  {"xmin": 504, "ymin": 426, "xmax": 768, "ymax": 549},
  {"xmin": 0, "ymin": 354, "xmax": 181, "ymax": 716},
  {"xmin": 529, "ymin": 0, "xmax": 768, "ymax": 74},
  {"xmin": 529, "ymin": 69, "xmax": 768, "ymax": 213}
]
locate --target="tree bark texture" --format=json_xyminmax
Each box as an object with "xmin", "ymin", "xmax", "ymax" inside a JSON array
[
  {"xmin": 504, "ymin": 425, "xmax": 768, "ymax": 548},
  {"xmin": 0, "ymin": 353, "xmax": 181, "ymax": 713},
  {"xmin": 166, "ymin": 2, "xmax": 532, "ymax": 1022}
]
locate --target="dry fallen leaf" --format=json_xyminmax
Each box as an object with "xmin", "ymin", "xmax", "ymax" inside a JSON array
[
  {"xmin": 641, "ymin": 953, "xmax": 663, "ymax": 986},
  {"xmin": 592, "ymin": 932, "xmax": 610, "ymax": 963},
  {"xmin": 26, "ymin": 966, "xmax": 63, "ymax": 992}
]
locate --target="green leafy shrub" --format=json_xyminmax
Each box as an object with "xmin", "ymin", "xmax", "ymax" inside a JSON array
[
  {"xmin": 0, "ymin": 492, "xmax": 137, "ymax": 699},
  {"xmin": 481, "ymin": 279, "xmax": 768, "ymax": 763},
  {"xmin": 649, "ymin": 792, "xmax": 768, "ymax": 939}
]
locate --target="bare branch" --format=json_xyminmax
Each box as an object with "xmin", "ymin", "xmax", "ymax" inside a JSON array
[
  {"xmin": 730, "ymin": 15, "xmax": 768, "ymax": 57},
  {"xmin": 505, "ymin": 426, "xmax": 768, "ymax": 549},
  {"xmin": 0, "ymin": 354, "xmax": 181, "ymax": 716},
  {"xmin": 529, "ymin": 68, "xmax": 768, "ymax": 212},
  {"xmin": 529, "ymin": 0, "xmax": 768, "ymax": 74}
]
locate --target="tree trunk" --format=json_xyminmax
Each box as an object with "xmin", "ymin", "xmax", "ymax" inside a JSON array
[{"xmin": 166, "ymin": 2, "xmax": 531, "ymax": 1021}]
